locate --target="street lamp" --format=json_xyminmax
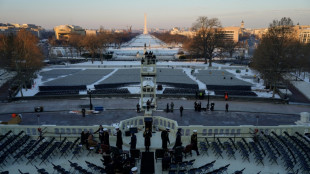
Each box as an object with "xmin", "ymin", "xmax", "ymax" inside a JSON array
[
  {"xmin": 207, "ymin": 92, "xmax": 210, "ymax": 110},
  {"xmin": 256, "ymin": 115, "xmax": 259, "ymax": 126},
  {"xmin": 87, "ymin": 89, "xmax": 93, "ymax": 110}
]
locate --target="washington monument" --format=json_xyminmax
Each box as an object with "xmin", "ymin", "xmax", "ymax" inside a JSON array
[{"xmin": 143, "ymin": 13, "xmax": 148, "ymax": 34}]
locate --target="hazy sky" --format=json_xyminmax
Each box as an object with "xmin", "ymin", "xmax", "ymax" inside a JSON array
[{"xmin": 0, "ymin": 0, "xmax": 309, "ymax": 30}]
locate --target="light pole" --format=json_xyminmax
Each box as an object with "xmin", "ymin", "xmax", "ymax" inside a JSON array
[
  {"xmin": 37, "ymin": 114, "xmax": 40, "ymax": 125},
  {"xmin": 256, "ymin": 115, "xmax": 259, "ymax": 126},
  {"xmin": 207, "ymin": 92, "xmax": 210, "ymax": 110},
  {"xmin": 88, "ymin": 89, "xmax": 93, "ymax": 110}
]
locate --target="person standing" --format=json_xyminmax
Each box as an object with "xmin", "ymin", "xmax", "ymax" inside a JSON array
[
  {"xmin": 170, "ymin": 102, "xmax": 174, "ymax": 113},
  {"xmin": 225, "ymin": 103, "xmax": 229, "ymax": 112},
  {"xmin": 94, "ymin": 125, "xmax": 104, "ymax": 144},
  {"xmin": 191, "ymin": 130, "xmax": 200, "ymax": 156},
  {"xmin": 130, "ymin": 133, "xmax": 137, "ymax": 149},
  {"xmin": 147, "ymin": 100, "xmax": 151, "ymax": 111},
  {"xmin": 194, "ymin": 101, "xmax": 197, "ymax": 111},
  {"xmin": 161, "ymin": 127, "xmax": 170, "ymax": 150},
  {"xmin": 136, "ymin": 103, "xmax": 140, "ymax": 113},
  {"xmin": 143, "ymin": 128, "xmax": 152, "ymax": 152},
  {"xmin": 103, "ymin": 128, "xmax": 110, "ymax": 146},
  {"xmin": 179, "ymin": 106, "xmax": 184, "ymax": 117},
  {"xmin": 115, "ymin": 126, "xmax": 123, "ymax": 150},
  {"xmin": 173, "ymin": 128, "xmax": 182, "ymax": 149},
  {"xmin": 80, "ymin": 131, "xmax": 88, "ymax": 145}
]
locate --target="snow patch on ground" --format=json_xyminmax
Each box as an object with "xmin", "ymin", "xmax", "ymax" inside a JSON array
[
  {"xmin": 87, "ymin": 69, "xmax": 118, "ymax": 89},
  {"xmin": 183, "ymin": 68, "xmax": 206, "ymax": 90},
  {"xmin": 15, "ymin": 74, "xmax": 42, "ymax": 97}
]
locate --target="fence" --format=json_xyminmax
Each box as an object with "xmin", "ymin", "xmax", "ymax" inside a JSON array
[{"xmin": 0, "ymin": 116, "xmax": 308, "ymax": 143}]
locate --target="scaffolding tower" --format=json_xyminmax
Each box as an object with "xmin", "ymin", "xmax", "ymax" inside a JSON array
[{"xmin": 140, "ymin": 44, "xmax": 157, "ymax": 114}]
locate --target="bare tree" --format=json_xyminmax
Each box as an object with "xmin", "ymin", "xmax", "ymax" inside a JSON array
[
  {"xmin": 82, "ymin": 35, "xmax": 101, "ymax": 64},
  {"xmin": 188, "ymin": 16, "xmax": 224, "ymax": 66},
  {"xmin": 13, "ymin": 29, "xmax": 44, "ymax": 97},
  {"xmin": 221, "ymin": 40, "xmax": 238, "ymax": 58},
  {"xmin": 251, "ymin": 17, "xmax": 298, "ymax": 98},
  {"xmin": 0, "ymin": 33, "xmax": 15, "ymax": 69},
  {"xmin": 97, "ymin": 32, "xmax": 109, "ymax": 64},
  {"xmin": 68, "ymin": 34, "xmax": 84, "ymax": 57}
]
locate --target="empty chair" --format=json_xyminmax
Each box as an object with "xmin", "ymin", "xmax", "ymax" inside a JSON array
[
  {"xmin": 18, "ymin": 170, "xmax": 29, "ymax": 174},
  {"xmin": 233, "ymin": 168, "xmax": 245, "ymax": 174}
]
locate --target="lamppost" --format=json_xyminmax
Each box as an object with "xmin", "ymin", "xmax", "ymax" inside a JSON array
[
  {"xmin": 256, "ymin": 115, "xmax": 259, "ymax": 126},
  {"xmin": 207, "ymin": 92, "xmax": 210, "ymax": 110},
  {"xmin": 87, "ymin": 89, "xmax": 93, "ymax": 110}
]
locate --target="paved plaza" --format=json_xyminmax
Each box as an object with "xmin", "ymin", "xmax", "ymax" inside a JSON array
[{"xmin": 0, "ymin": 98, "xmax": 309, "ymax": 126}]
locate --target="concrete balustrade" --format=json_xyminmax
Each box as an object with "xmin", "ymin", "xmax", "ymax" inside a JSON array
[{"xmin": 1, "ymin": 116, "xmax": 308, "ymax": 144}]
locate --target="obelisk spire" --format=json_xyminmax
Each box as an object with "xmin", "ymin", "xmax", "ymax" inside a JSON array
[{"xmin": 143, "ymin": 13, "xmax": 148, "ymax": 35}]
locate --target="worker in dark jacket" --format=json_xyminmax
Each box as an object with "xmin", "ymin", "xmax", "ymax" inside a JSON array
[
  {"xmin": 191, "ymin": 130, "xmax": 200, "ymax": 155},
  {"xmin": 94, "ymin": 125, "xmax": 104, "ymax": 144},
  {"xmin": 161, "ymin": 127, "xmax": 170, "ymax": 150},
  {"xmin": 143, "ymin": 128, "xmax": 152, "ymax": 152},
  {"xmin": 103, "ymin": 128, "xmax": 110, "ymax": 146},
  {"xmin": 115, "ymin": 126, "xmax": 123, "ymax": 150},
  {"xmin": 130, "ymin": 133, "xmax": 137, "ymax": 149},
  {"xmin": 173, "ymin": 128, "xmax": 182, "ymax": 149}
]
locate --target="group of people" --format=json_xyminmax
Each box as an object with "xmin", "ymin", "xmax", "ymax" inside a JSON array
[
  {"xmin": 80, "ymin": 125, "xmax": 123, "ymax": 150},
  {"xmin": 166, "ymin": 102, "xmax": 174, "ymax": 113},
  {"xmin": 194, "ymin": 101, "xmax": 203, "ymax": 112},
  {"xmin": 81, "ymin": 124, "xmax": 200, "ymax": 158},
  {"xmin": 166, "ymin": 102, "xmax": 184, "ymax": 117}
]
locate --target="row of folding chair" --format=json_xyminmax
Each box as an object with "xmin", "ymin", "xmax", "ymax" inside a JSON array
[
  {"xmin": 0, "ymin": 131, "xmax": 24, "ymax": 152},
  {"xmin": 228, "ymin": 138, "xmax": 238, "ymax": 150},
  {"xmin": 265, "ymin": 134, "xmax": 294, "ymax": 172},
  {"xmin": 0, "ymin": 133, "xmax": 29, "ymax": 168},
  {"xmin": 205, "ymin": 164, "xmax": 230, "ymax": 174},
  {"xmin": 85, "ymin": 160, "xmax": 106, "ymax": 173},
  {"xmin": 68, "ymin": 160, "xmax": 93, "ymax": 174},
  {"xmin": 26, "ymin": 137, "xmax": 55, "ymax": 165},
  {"xmin": 295, "ymin": 132, "xmax": 310, "ymax": 145},
  {"xmin": 71, "ymin": 145, "xmax": 83, "ymax": 160},
  {"xmin": 284, "ymin": 132, "xmax": 310, "ymax": 173},
  {"xmin": 199, "ymin": 142, "xmax": 209, "ymax": 156},
  {"xmin": 35, "ymin": 165, "xmax": 49, "ymax": 174},
  {"xmin": 40, "ymin": 141, "xmax": 61, "ymax": 165},
  {"xmin": 51, "ymin": 163, "xmax": 70, "ymax": 174},
  {"xmin": 249, "ymin": 142, "xmax": 264, "ymax": 166},
  {"xmin": 59, "ymin": 141, "xmax": 73, "ymax": 158},
  {"xmin": 237, "ymin": 141, "xmax": 250, "ymax": 162},
  {"xmin": 258, "ymin": 137, "xmax": 278, "ymax": 165},
  {"xmin": 13, "ymin": 139, "xmax": 37, "ymax": 163},
  {"xmin": 223, "ymin": 142, "xmax": 235, "ymax": 160},
  {"xmin": 0, "ymin": 131, "xmax": 12, "ymax": 143},
  {"xmin": 232, "ymin": 168, "xmax": 245, "ymax": 174},
  {"xmin": 211, "ymin": 142, "xmax": 223, "ymax": 159}
]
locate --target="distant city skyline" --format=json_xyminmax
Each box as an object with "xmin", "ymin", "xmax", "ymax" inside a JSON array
[{"xmin": 0, "ymin": 0, "xmax": 309, "ymax": 30}]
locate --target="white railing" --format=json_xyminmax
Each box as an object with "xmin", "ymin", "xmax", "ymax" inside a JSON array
[{"xmin": 1, "ymin": 116, "xmax": 308, "ymax": 143}]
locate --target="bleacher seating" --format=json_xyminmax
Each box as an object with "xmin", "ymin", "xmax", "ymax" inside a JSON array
[
  {"xmin": 92, "ymin": 88, "xmax": 130, "ymax": 94},
  {"xmin": 214, "ymin": 90, "xmax": 257, "ymax": 96},
  {"xmin": 35, "ymin": 90, "xmax": 79, "ymax": 96},
  {"xmin": 163, "ymin": 88, "xmax": 199, "ymax": 95},
  {"xmin": 207, "ymin": 85, "xmax": 251, "ymax": 91},
  {"xmin": 39, "ymin": 85, "xmax": 86, "ymax": 91}
]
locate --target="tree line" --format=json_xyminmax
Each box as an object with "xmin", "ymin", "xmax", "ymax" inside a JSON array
[
  {"xmin": 153, "ymin": 16, "xmax": 310, "ymax": 98},
  {"xmin": 151, "ymin": 32, "xmax": 190, "ymax": 45},
  {"xmin": 0, "ymin": 29, "xmax": 44, "ymax": 97},
  {"xmin": 49, "ymin": 31, "xmax": 138, "ymax": 64},
  {"xmin": 152, "ymin": 17, "xmax": 243, "ymax": 66},
  {"xmin": 251, "ymin": 17, "xmax": 310, "ymax": 97}
]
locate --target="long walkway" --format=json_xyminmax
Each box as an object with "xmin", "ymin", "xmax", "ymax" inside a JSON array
[{"xmin": 0, "ymin": 98, "xmax": 309, "ymax": 126}]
